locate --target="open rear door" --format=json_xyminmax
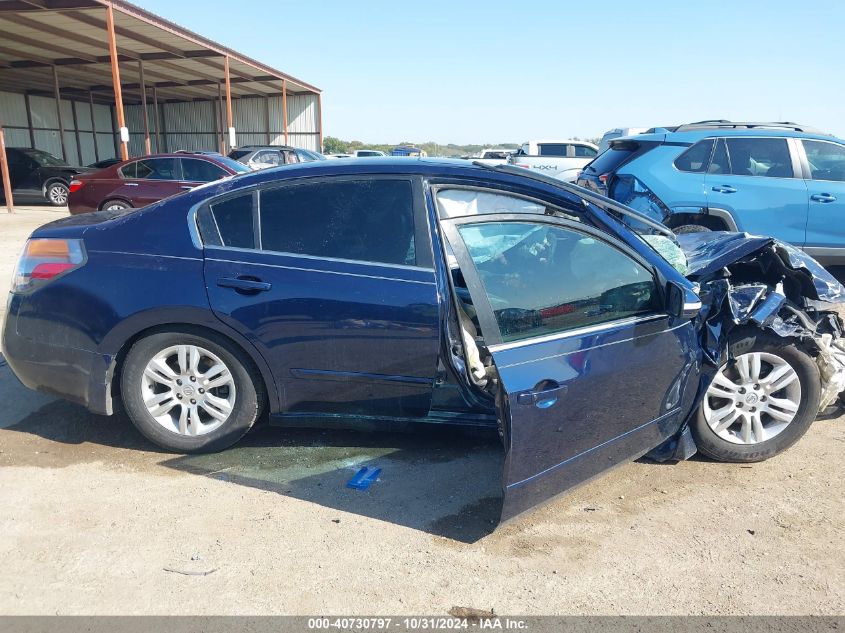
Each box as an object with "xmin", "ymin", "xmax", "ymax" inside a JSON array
[{"xmin": 441, "ymin": 215, "xmax": 699, "ymax": 521}]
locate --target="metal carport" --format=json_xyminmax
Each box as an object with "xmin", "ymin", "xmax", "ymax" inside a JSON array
[{"xmin": 0, "ymin": 0, "xmax": 322, "ymax": 211}]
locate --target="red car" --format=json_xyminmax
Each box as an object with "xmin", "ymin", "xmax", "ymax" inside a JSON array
[{"xmin": 67, "ymin": 152, "xmax": 250, "ymax": 214}]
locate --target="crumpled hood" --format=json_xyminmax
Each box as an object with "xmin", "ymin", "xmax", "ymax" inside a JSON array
[{"xmin": 676, "ymin": 231, "xmax": 845, "ymax": 304}]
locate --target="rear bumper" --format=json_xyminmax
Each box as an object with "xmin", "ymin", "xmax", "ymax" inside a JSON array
[{"xmin": 3, "ymin": 295, "xmax": 114, "ymax": 415}]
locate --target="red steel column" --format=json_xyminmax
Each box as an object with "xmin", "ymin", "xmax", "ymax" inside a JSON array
[
  {"xmin": 224, "ymin": 55, "xmax": 234, "ymax": 150},
  {"xmin": 0, "ymin": 124, "xmax": 14, "ymax": 213},
  {"xmin": 106, "ymin": 2, "xmax": 128, "ymax": 161},
  {"xmin": 138, "ymin": 60, "xmax": 151, "ymax": 155}
]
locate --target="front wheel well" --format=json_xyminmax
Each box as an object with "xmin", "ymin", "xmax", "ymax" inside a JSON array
[
  {"xmin": 99, "ymin": 198, "xmax": 133, "ymax": 211},
  {"xmin": 665, "ymin": 212, "xmax": 730, "ymax": 232},
  {"xmin": 108, "ymin": 323, "xmax": 270, "ymax": 414},
  {"xmin": 42, "ymin": 178, "xmax": 69, "ymax": 194}
]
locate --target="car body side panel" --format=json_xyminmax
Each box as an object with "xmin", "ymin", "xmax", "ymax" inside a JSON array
[
  {"xmin": 616, "ymin": 144, "xmax": 707, "ymax": 211},
  {"xmin": 204, "ymin": 248, "xmax": 441, "ymax": 418}
]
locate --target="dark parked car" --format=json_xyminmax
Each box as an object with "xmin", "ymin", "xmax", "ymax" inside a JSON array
[
  {"xmin": 67, "ymin": 153, "xmax": 250, "ymax": 214},
  {"xmin": 5, "ymin": 159, "xmax": 845, "ymax": 522},
  {"xmin": 1, "ymin": 148, "xmax": 92, "ymax": 206},
  {"xmin": 228, "ymin": 145, "xmax": 326, "ymax": 170}
]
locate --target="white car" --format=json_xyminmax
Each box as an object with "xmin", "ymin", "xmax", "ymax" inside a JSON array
[
  {"xmin": 508, "ymin": 140, "xmax": 599, "ymax": 182},
  {"xmin": 470, "ymin": 148, "xmax": 514, "ymax": 165},
  {"xmin": 352, "ymin": 150, "xmax": 388, "ymax": 158}
]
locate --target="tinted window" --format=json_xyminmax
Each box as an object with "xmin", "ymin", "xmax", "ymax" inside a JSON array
[
  {"xmin": 6, "ymin": 149, "xmax": 28, "ymax": 166},
  {"xmin": 207, "ymin": 193, "xmax": 255, "ymax": 249},
  {"xmin": 251, "ymin": 150, "xmax": 282, "ymax": 166},
  {"xmin": 538, "ymin": 143, "xmax": 569, "ymax": 157},
  {"xmin": 228, "ymin": 149, "xmax": 252, "ymax": 161},
  {"xmin": 357, "ymin": 150, "xmax": 382, "ymax": 157},
  {"xmin": 573, "ymin": 145, "xmax": 597, "ymax": 158},
  {"xmin": 725, "ymin": 138, "xmax": 793, "ymax": 178},
  {"xmin": 181, "ymin": 158, "xmax": 227, "ymax": 182},
  {"xmin": 458, "ymin": 222, "xmax": 660, "ymax": 343},
  {"xmin": 583, "ymin": 142, "xmax": 640, "ymax": 175},
  {"xmin": 674, "ymin": 140, "xmax": 714, "ymax": 173},
  {"xmin": 123, "ymin": 158, "xmax": 178, "ymax": 180},
  {"xmin": 260, "ymin": 180, "xmax": 416, "ymax": 266},
  {"xmin": 802, "ymin": 140, "xmax": 845, "ymax": 182}
]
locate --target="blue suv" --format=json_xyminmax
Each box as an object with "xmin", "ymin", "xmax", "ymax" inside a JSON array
[{"xmin": 577, "ymin": 121, "xmax": 845, "ymax": 266}]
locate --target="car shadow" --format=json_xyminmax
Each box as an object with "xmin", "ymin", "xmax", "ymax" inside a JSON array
[{"xmin": 3, "ymin": 371, "xmax": 503, "ymax": 543}]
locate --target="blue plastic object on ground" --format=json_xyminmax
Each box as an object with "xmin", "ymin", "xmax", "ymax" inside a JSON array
[{"xmin": 346, "ymin": 466, "xmax": 382, "ymax": 490}]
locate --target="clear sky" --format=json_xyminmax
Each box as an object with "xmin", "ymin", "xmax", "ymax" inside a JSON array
[{"xmin": 134, "ymin": 0, "xmax": 845, "ymax": 144}]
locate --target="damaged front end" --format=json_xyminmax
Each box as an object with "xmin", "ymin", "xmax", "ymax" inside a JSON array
[{"xmin": 678, "ymin": 231, "xmax": 845, "ymax": 412}]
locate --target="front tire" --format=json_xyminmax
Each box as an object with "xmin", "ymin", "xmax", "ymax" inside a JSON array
[
  {"xmin": 121, "ymin": 329, "xmax": 264, "ymax": 453},
  {"xmin": 692, "ymin": 331, "xmax": 820, "ymax": 462},
  {"xmin": 45, "ymin": 181, "xmax": 69, "ymax": 206},
  {"xmin": 673, "ymin": 224, "xmax": 712, "ymax": 234}
]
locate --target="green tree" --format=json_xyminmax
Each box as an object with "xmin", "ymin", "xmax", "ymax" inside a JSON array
[{"xmin": 322, "ymin": 136, "xmax": 348, "ymax": 153}]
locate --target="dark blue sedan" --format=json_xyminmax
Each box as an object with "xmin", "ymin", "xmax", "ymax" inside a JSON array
[{"xmin": 5, "ymin": 159, "xmax": 845, "ymax": 521}]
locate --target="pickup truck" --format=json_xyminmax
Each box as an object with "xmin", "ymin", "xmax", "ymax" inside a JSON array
[{"xmin": 508, "ymin": 139, "xmax": 599, "ymax": 182}]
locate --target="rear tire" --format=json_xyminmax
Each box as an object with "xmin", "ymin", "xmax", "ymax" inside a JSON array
[
  {"xmin": 101, "ymin": 199, "xmax": 132, "ymax": 211},
  {"xmin": 120, "ymin": 329, "xmax": 265, "ymax": 453},
  {"xmin": 45, "ymin": 181, "xmax": 69, "ymax": 206},
  {"xmin": 692, "ymin": 331, "xmax": 820, "ymax": 462}
]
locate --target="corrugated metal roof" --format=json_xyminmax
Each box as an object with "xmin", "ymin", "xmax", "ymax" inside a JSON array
[{"xmin": 0, "ymin": 0, "xmax": 319, "ymax": 104}]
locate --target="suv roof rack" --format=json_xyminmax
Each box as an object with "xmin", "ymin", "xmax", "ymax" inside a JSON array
[{"xmin": 667, "ymin": 120, "xmax": 828, "ymax": 134}]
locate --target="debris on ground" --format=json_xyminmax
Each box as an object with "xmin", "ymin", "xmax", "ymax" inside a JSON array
[
  {"xmin": 163, "ymin": 567, "xmax": 217, "ymax": 576},
  {"xmin": 448, "ymin": 606, "xmax": 495, "ymax": 621},
  {"xmin": 346, "ymin": 466, "xmax": 381, "ymax": 490}
]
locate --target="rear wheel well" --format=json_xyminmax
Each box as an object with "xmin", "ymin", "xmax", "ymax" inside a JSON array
[
  {"xmin": 42, "ymin": 178, "xmax": 69, "ymax": 194},
  {"xmin": 665, "ymin": 212, "xmax": 729, "ymax": 231},
  {"xmin": 109, "ymin": 323, "xmax": 269, "ymax": 413},
  {"xmin": 99, "ymin": 198, "xmax": 133, "ymax": 211}
]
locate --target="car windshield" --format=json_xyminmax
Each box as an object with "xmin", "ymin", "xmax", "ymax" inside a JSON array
[
  {"xmin": 215, "ymin": 156, "xmax": 252, "ymax": 173},
  {"xmin": 23, "ymin": 149, "xmax": 68, "ymax": 167}
]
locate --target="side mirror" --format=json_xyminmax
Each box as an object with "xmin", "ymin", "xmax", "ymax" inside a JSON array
[{"xmin": 666, "ymin": 281, "xmax": 702, "ymax": 320}]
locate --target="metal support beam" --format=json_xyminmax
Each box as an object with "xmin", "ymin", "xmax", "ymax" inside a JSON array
[
  {"xmin": 152, "ymin": 85, "xmax": 161, "ymax": 153},
  {"xmin": 89, "ymin": 91, "xmax": 99, "ymax": 162},
  {"xmin": 106, "ymin": 2, "xmax": 129, "ymax": 161},
  {"xmin": 224, "ymin": 55, "xmax": 234, "ymax": 150},
  {"xmin": 282, "ymin": 79, "xmax": 288, "ymax": 145},
  {"xmin": 265, "ymin": 96, "xmax": 271, "ymax": 144},
  {"xmin": 52, "ymin": 65, "xmax": 68, "ymax": 162},
  {"xmin": 316, "ymin": 92, "xmax": 323, "ymax": 152},
  {"xmin": 217, "ymin": 82, "xmax": 225, "ymax": 154},
  {"xmin": 24, "ymin": 93, "xmax": 36, "ymax": 148},
  {"xmin": 70, "ymin": 99, "xmax": 83, "ymax": 166},
  {"xmin": 138, "ymin": 60, "xmax": 151, "ymax": 154},
  {"xmin": 0, "ymin": 124, "xmax": 13, "ymax": 213}
]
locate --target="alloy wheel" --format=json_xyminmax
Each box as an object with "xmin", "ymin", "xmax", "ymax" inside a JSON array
[
  {"xmin": 49, "ymin": 184, "xmax": 68, "ymax": 205},
  {"xmin": 141, "ymin": 344, "xmax": 237, "ymax": 436},
  {"xmin": 703, "ymin": 351, "xmax": 802, "ymax": 445}
]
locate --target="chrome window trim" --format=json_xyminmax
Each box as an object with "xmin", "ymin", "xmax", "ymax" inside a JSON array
[
  {"xmin": 206, "ymin": 257, "xmax": 436, "ymax": 285},
  {"xmin": 489, "ymin": 313, "xmax": 674, "ymax": 356}
]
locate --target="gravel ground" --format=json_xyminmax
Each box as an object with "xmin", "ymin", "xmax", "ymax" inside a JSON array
[{"xmin": 0, "ymin": 206, "xmax": 842, "ymax": 615}]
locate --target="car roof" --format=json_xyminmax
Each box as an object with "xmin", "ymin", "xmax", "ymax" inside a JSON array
[
  {"xmin": 236, "ymin": 145, "xmax": 295, "ymax": 150},
  {"xmin": 619, "ymin": 121, "xmax": 842, "ymax": 145},
  {"xmin": 523, "ymin": 139, "xmax": 598, "ymax": 146}
]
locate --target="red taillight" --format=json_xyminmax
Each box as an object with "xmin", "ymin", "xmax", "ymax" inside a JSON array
[
  {"xmin": 598, "ymin": 173, "xmax": 609, "ymax": 184},
  {"xmin": 515, "ymin": 163, "xmax": 530, "ymax": 168},
  {"xmin": 12, "ymin": 239, "xmax": 86, "ymax": 292},
  {"xmin": 31, "ymin": 262, "xmax": 77, "ymax": 280},
  {"xmin": 68, "ymin": 179, "xmax": 84, "ymax": 193}
]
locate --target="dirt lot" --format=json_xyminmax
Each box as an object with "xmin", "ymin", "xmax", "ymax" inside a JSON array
[{"xmin": 0, "ymin": 206, "xmax": 843, "ymax": 615}]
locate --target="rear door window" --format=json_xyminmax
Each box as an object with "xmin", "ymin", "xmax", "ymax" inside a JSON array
[
  {"xmin": 708, "ymin": 139, "xmax": 730, "ymax": 174},
  {"xmin": 724, "ymin": 138, "xmax": 794, "ymax": 178},
  {"xmin": 123, "ymin": 158, "xmax": 178, "ymax": 180},
  {"xmin": 583, "ymin": 142, "xmax": 639, "ymax": 175},
  {"xmin": 538, "ymin": 143, "xmax": 570, "ymax": 157},
  {"xmin": 674, "ymin": 140, "xmax": 714, "ymax": 173},
  {"xmin": 259, "ymin": 179, "xmax": 417, "ymax": 266}
]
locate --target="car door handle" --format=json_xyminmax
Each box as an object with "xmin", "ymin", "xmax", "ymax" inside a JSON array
[
  {"xmin": 124, "ymin": 182, "xmax": 139, "ymax": 187},
  {"xmin": 712, "ymin": 185, "xmax": 737, "ymax": 193},
  {"xmin": 810, "ymin": 193, "xmax": 836, "ymax": 203},
  {"xmin": 180, "ymin": 185, "xmax": 194, "ymax": 190},
  {"xmin": 516, "ymin": 383, "xmax": 567, "ymax": 409},
  {"xmin": 217, "ymin": 277, "xmax": 272, "ymax": 294}
]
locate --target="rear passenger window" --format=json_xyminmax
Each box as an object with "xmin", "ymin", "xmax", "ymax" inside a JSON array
[
  {"xmin": 538, "ymin": 143, "xmax": 569, "ymax": 157},
  {"xmin": 674, "ymin": 140, "xmax": 713, "ymax": 173},
  {"xmin": 182, "ymin": 158, "xmax": 227, "ymax": 183},
  {"xmin": 205, "ymin": 193, "xmax": 255, "ymax": 249},
  {"xmin": 573, "ymin": 145, "xmax": 597, "ymax": 158},
  {"xmin": 259, "ymin": 180, "xmax": 416, "ymax": 266},
  {"xmin": 708, "ymin": 139, "xmax": 730, "ymax": 174},
  {"xmin": 725, "ymin": 138, "xmax": 793, "ymax": 178}
]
